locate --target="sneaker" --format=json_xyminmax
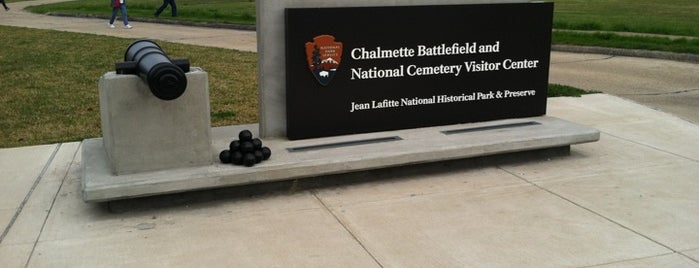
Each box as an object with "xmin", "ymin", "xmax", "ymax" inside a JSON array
[
  {"xmin": 124, "ymin": 24, "xmax": 133, "ymax": 29},
  {"xmin": 5, "ymin": 7, "xmax": 9, "ymax": 11},
  {"xmin": 109, "ymin": 24, "xmax": 115, "ymax": 29}
]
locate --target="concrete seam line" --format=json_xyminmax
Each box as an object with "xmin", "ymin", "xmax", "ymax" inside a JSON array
[
  {"xmin": 617, "ymin": 88, "xmax": 699, "ymax": 96},
  {"xmin": 0, "ymin": 143, "xmax": 61, "ymax": 244},
  {"xmin": 603, "ymin": 132, "xmax": 699, "ymax": 163},
  {"xmin": 24, "ymin": 143, "xmax": 82, "ymax": 268},
  {"xmin": 498, "ymin": 165, "xmax": 682, "ymax": 256},
  {"xmin": 552, "ymin": 45, "xmax": 699, "ymax": 64},
  {"xmin": 310, "ymin": 191, "xmax": 385, "ymax": 268}
]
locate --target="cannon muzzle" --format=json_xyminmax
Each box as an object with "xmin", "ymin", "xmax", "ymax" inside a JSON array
[{"xmin": 116, "ymin": 40, "xmax": 189, "ymax": 101}]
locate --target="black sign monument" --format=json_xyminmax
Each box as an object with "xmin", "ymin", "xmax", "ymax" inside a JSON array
[{"xmin": 285, "ymin": 3, "xmax": 554, "ymax": 140}]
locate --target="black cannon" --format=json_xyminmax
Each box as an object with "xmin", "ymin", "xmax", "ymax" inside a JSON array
[{"xmin": 116, "ymin": 40, "xmax": 190, "ymax": 101}]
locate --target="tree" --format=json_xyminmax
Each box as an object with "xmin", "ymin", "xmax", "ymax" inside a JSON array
[{"xmin": 311, "ymin": 45, "xmax": 321, "ymax": 70}]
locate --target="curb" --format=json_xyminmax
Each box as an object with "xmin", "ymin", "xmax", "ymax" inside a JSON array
[{"xmin": 552, "ymin": 44, "xmax": 699, "ymax": 64}]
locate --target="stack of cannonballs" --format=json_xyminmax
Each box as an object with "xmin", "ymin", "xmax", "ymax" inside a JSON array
[{"xmin": 219, "ymin": 130, "xmax": 271, "ymax": 167}]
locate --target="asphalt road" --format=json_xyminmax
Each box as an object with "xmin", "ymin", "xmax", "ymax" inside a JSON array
[{"xmin": 549, "ymin": 53, "xmax": 699, "ymax": 125}]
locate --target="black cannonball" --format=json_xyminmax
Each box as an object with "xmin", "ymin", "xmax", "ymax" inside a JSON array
[
  {"xmin": 252, "ymin": 138, "xmax": 263, "ymax": 149},
  {"xmin": 243, "ymin": 153, "xmax": 256, "ymax": 167},
  {"xmin": 253, "ymin": 150, "xmax": 263, "ymax": 163},
  {"xmin": 219, "ymin": 149, "xmax": 232, "ymax": 163},
  {"xmin": 239, "ymin": 130, "xmax": 253, "ymax": 141},
  {"xmin": 229, "ymin": 140, "xmax": 241, "ymax": 152},
  {"xmin": 231, "ymin": 151, "xmax": 244, "ymax": 165},
  {"xmin": 240, "ymin": 141, "xmax": 254, "ymax": 153},
  {"xmin": 261, "ymin": 147, "xmax": 271, "ymax": 160}
]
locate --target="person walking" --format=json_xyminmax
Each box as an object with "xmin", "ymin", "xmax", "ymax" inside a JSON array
[
  {"xmin": 1, "ymin": 0, "xmax": 9, "ymax": 11},
  {"xmin": 109, "ymin": 0, "xmax": 132, "ymax": 29},
  {"xmin": 154, "ymin": 0, "xmax": 177, "ymax": 17}
]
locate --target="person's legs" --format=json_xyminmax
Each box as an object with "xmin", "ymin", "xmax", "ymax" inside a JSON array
[
  {"xmin": 120, "ymin": 4, "xmax": 130, "ymax": 26},
  {"xmin": 1, "ymin": 0, "xmax": 9, "ymax": 11},
  {"xmin": 109, "ymin": 7, "xmax": 118, "ymax": 25},
  {"xmin": 155, "ymin": 0, "xmax": 167, "ymax": 16},
  {"xmin": 170, "ymin": 0, "xmax": 177, "ymax": 16}
]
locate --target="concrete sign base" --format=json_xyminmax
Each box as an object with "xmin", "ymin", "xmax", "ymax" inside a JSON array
[{"xmin": 81, "ymin": 117, "xmax": 599, "ymax": 202}]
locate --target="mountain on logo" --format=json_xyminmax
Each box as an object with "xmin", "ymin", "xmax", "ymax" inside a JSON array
[
  {"xmin": 319, "ymin": 57, "xmax": 339, "ymax": 71},
  {"xmin": 322, "ymin": 57, "xmax": 338, "ymax": 64}
]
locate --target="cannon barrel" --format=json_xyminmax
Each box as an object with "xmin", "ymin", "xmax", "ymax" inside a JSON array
[{"xmin": 122, "ymin": 40, "xmax": 188, "ymax": 101}]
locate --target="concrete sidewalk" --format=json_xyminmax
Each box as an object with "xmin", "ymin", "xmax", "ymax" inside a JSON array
[
  {"xmin": 2, "ymin": 94, "xmax": 699, "ymax": 267},
  {"xmin": 1, "ymin": 3, "xmax": 699, "ymax": 267},
  {"xmin": 0, "ymin": 0, "xmax": 257, "ymax": 52}
]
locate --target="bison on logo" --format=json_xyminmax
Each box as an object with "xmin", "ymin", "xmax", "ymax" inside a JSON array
[{"xmin": 305, "ymin": 35, "xmax": 343, "ymax": 86}]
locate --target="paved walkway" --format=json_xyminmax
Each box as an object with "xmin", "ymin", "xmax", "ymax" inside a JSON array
[
  {"xmin": 1, "ymin": 2, "xmax": 699, "ymax": 267},
  {"xmin": 1, "ymin": 0, "xmax": 257, "ymax": 52}
]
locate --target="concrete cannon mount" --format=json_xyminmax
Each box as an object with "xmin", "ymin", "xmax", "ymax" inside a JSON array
[{"xmin": 81, "ymin": 117, "xmax": 599, "ymax": 202}]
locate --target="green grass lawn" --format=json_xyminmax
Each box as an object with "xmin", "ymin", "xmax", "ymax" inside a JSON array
[
  {"xmin": 0, "ymin": 26, "xmax": 257, "ymax": 148},
  {"xmin": 26, "ymin": 0, "xmax": 257, "ymax": 25},
  {"xmin": 552, "ymin": 0, "xmax": 699, "ymax": 37},
  {"xmin": 551, "ymin": 0, "xmax": 699, "ymax": 54},
  {"xmin": 0, "ymin": 25, "xmax": 592, "ymax": 148},
  {"xmin": 3, "ymin": 0, "xmax": 694, "ymax": 147}
]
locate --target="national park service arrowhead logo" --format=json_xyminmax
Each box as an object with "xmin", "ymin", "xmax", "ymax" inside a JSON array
[{"xmin": 305, "ymin": 35, "xmax": 343, "ymax": 86}]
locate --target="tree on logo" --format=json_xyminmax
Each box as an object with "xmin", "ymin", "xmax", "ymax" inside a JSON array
[{"xmin": 311, "ymin": 45, "xmax": 321, "ymax": 71}]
